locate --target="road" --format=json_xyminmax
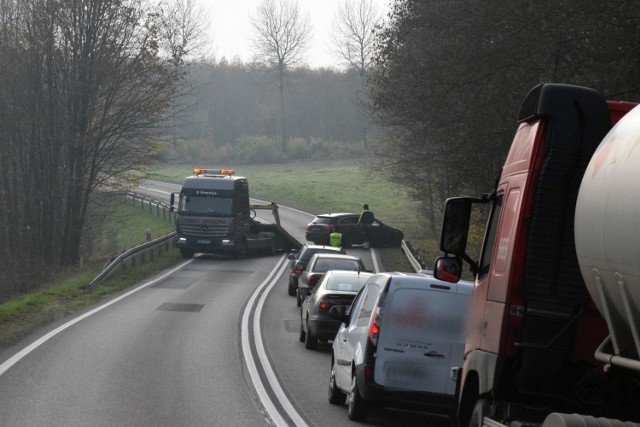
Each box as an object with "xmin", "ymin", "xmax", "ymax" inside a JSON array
[{"xmin": 0, "ymin": 180, "xmax": 447, "ymax": 426}]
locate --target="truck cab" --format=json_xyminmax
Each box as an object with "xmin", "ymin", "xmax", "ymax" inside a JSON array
[
  {"xmin": 171, "ymin": 169, "xmax": 254, "ymax": 259},
  {"xmin": 435, "ymin": 84, "xmax": 638, "ymax": 426}
]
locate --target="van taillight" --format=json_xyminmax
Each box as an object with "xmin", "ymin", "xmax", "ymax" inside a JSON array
[
  {"xmin": 368, "ymin": 307, "xmax": 381, "ymax": 348},
  {"xmin": 364, "ymin": 365, "xmax": 374, "ymax": 382}
]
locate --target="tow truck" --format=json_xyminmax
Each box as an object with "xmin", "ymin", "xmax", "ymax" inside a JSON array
[{"xmin": 170, "ymin": 168, "xmax": 300, "ymax": 258}]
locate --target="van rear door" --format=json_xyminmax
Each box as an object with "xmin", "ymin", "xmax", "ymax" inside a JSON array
[{"xmin": 374, "ymin": 278, "xmax": 472, "ymax": 395}]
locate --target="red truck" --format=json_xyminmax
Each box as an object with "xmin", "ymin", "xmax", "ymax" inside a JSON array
[{"xmin": 435, "ymin": 83, "xmax": 640, "ymax": 427}]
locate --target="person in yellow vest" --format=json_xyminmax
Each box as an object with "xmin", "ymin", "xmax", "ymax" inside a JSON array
[
  {"xmin": 329, "ymin": 231, "xmax": 342, "ymax": 247},
  {"xmin": 358, "ymin": 204, "xmax": 374, "ymax": 248}
]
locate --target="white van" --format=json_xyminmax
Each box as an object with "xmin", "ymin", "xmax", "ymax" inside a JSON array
[{"xmin": 328, "ymin": 272, "xmax": 473, "ymax": 421}]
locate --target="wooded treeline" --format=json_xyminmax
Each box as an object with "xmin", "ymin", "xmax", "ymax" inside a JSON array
[
  {"xmin": 370, "ymin": 0, "xmax": 640, "ymax": 238},
  {"xmin": 3, "ymin": 0, "xmax": 640, "ymax": 295},
  {"xmin": 0, "ymin": 0, "xmax": 193, "ymax": 293},
  {"xmin": 164, "ymin": 61, "xmax": 377, "ymax": 164}
]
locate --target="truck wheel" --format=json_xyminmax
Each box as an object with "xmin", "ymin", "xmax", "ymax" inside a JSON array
[
  {"xmin": 233, "ymin": 240, "xmax": 247, "ymax": 259},
  {"xmin": 469, "ymin": 399, "xmax": 490, "ymax": 427},
  {"xmin": 348, "ymin": 373, "xmax": 367, "ymax": 421},
  {"xmin": 180, "ymin": 248, "xmax": 194, "ymax": 259}
]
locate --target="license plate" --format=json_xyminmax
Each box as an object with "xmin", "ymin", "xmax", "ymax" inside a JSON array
[{"xmin": 196, "ymin": 239, "xmax": 211, "ymax": 244}]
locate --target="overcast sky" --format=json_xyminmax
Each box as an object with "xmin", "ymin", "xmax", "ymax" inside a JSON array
[{"xmin": 201, "ymin": 0, "xmax": 390, "ymax": 69}]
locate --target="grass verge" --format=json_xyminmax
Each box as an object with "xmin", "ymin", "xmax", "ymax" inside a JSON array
[{"xmin": 0, "ymin": 200, "xmax": 179, "ymax": 350}]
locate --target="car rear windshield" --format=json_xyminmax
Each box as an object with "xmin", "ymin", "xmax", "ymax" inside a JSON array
[
  {"xmin": 326, "ymin": 274, "xmax": 369, "ymax": 292},
  {"xmin": 315, "ymin": 259, "xmax": 360, "ymax": 272},
  {"xmin": 311, "ymin": 217, "xmax": 334, "ymax": 225}
]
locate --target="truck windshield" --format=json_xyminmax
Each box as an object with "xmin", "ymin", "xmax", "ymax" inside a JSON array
[{"xmin": 179, "ymin": 195, "xmax": 234, "ymax": 215}]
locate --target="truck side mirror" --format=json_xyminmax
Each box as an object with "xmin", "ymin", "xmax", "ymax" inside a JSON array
[
  {"xmin": 169, "ymin": 193, "xmax": 176, "ymax": 212},
  {"xmin": 440, "ymin": 198, "xmax": 472, "ymax": 255},
  {"xmin": 434, "ymin": 256, "xmax": 463, "ymax": 283}
]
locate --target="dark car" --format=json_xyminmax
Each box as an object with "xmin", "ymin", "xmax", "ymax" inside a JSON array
[
  {"xmin": 297, "ymin": 253, "xmax": 368, "ymax": 306},
  {"xmin": 305, "ymin": 213, "xmax": 404, "ymax": 248},
  {"xmin": 299, "ymin": 270, "xmax": 373, "ymax": 349},
  {"xmin": 286, "ymin": 244, "xmax": 346, "ymax": 296}
]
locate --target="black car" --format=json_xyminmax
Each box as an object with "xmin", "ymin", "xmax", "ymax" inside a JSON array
[
  {"xmin": 299, "ymin": 270, "xmax": 373, "ymax": 349},
  {"xmin": 286, "ymin": 244, "xmax": 346, "ymax": 296},
  {"xmin": 305, "ymin": 213, "xmax": 404, "ymax": 248}
]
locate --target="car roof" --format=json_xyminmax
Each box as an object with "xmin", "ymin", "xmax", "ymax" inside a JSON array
[
  {"xmin": 310, "ymin": 253, "xmax": 361, "ymax": 260},
  {"xmin": 322, "ymin": 270, "xmax": 374, "ymax": 280},
  {"xmin": 371, "ymin": 272, "xmax": 474, "ymax": 295},
  {"xmin": 302, "ymin": 244, "xmax": 344, "ymax": 251},
  {"xmin": 314, "ymin": 213, "xmax": 358, "ymax": 218}
]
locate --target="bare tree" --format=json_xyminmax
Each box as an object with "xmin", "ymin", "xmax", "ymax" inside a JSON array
[
  {"xmin": 250, "ymin": 0, "xmax": 311, "ymax": 152},
  {"xmin": 0, "ymin": 0, "xmax": 207, "ymax": 292},
  {"xmin": 158, "ymin": 0, "xmax": 212, "ymax": 64},
  {"xmin": 331, "ymin": 0, "xmax": 383, "ymax": 148},
  {"xmin": 331, "ymin": 0, "xmax": 382, "ymax": 75}
]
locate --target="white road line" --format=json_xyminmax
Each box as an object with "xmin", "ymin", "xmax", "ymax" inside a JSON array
[
  {"xmin": 0, "ymin": 260, "xmax": 193, "ymax": 377},
  {"xmin": 369, "ymin": 247, "xmax": 380, "ymax": 272},
  {"xmin": 241, "ymin": 255, "xmax": 308, "ymax": 427}
]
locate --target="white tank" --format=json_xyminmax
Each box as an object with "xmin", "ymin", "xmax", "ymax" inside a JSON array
[{"xmin": 575, "ymin": 105, "xmax": 640, "ymax": 360}]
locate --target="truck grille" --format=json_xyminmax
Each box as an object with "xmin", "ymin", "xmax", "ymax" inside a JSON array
[{"xmin": 181, "ymin": 224, "xmax": 230, "ymax": 237}]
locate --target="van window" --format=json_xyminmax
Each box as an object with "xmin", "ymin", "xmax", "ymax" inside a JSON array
[{"xmin": 351, "ymin": 284, "xmax": 380, "ymax": 328}]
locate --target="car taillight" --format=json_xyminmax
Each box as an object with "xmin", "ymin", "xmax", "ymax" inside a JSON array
[
  {"xmin": 318, "ymin": 299, "xmax": 330, "ymax": 310},
  {"xmin": 293, "ymin": 264, "xmax": 303, "ymax": 276},
  {"xmin": 368, "ymin": 306, "xmax": 381, "ymax": 348},
  {"xmin": 308, "ymin": 275, "xmax": 319, "ymax": 287}
]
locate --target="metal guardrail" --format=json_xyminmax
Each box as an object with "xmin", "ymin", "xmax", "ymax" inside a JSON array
[
  {"xmin": 400, "ymin": 240, "xmax": 433, "ymax": 275},
  {"xmin": 89, "ymin": 192, "xmax": 177, "ymax": 285},
  {"xmin": 92, "ymin": 191, "xmax": 428, "ymax": 283},
  {"xmin": 123, "ymin": 192, "xmax": 175, "ymax": 223},
  {"xmin": 90, "ymin": 231, "xmax": 177, "ymax": 285}
]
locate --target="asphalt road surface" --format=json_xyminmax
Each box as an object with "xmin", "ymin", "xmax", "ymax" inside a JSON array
[{"xmin": 0, "ymin": 180, "xmax": 448, "ymax": 426}]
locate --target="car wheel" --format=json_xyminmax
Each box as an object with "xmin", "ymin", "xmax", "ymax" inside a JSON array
[
  {"xmin": 328, "ymin": 361, "xmax": 347, "ymax": 405},
  {"xmin": 288, "ymin": 279, "xmax": 297, "ymax": 296},
  {"xmin": 347, "ymin": 372, "xmax": 367, "ymax": 421},
  {"xmin": 179, "ymin": 248, "xmax": 194, "ymax": 259},
  {"xmin": 299, "ymin": 320, "xmax": 306, "ymax": 342},
  {"xmin": 304, "ymin": 319, "xmax": 318, "ymax": 350}
]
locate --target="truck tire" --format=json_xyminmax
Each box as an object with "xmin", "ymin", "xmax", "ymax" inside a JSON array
[
  {"xmin": 542, "ymin": 413, "xmax": 639, "ymax": 427},
  {"xmin": 469, "ymin": 399, "xmax": 490, "ymax": 427},
  {"xmin": 180, "ymin": 248, "xmax": 194, "ymax": 259},
  {"xmin": 233, "ymin": 239, "xmax": 247, "ymax": 259}
]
